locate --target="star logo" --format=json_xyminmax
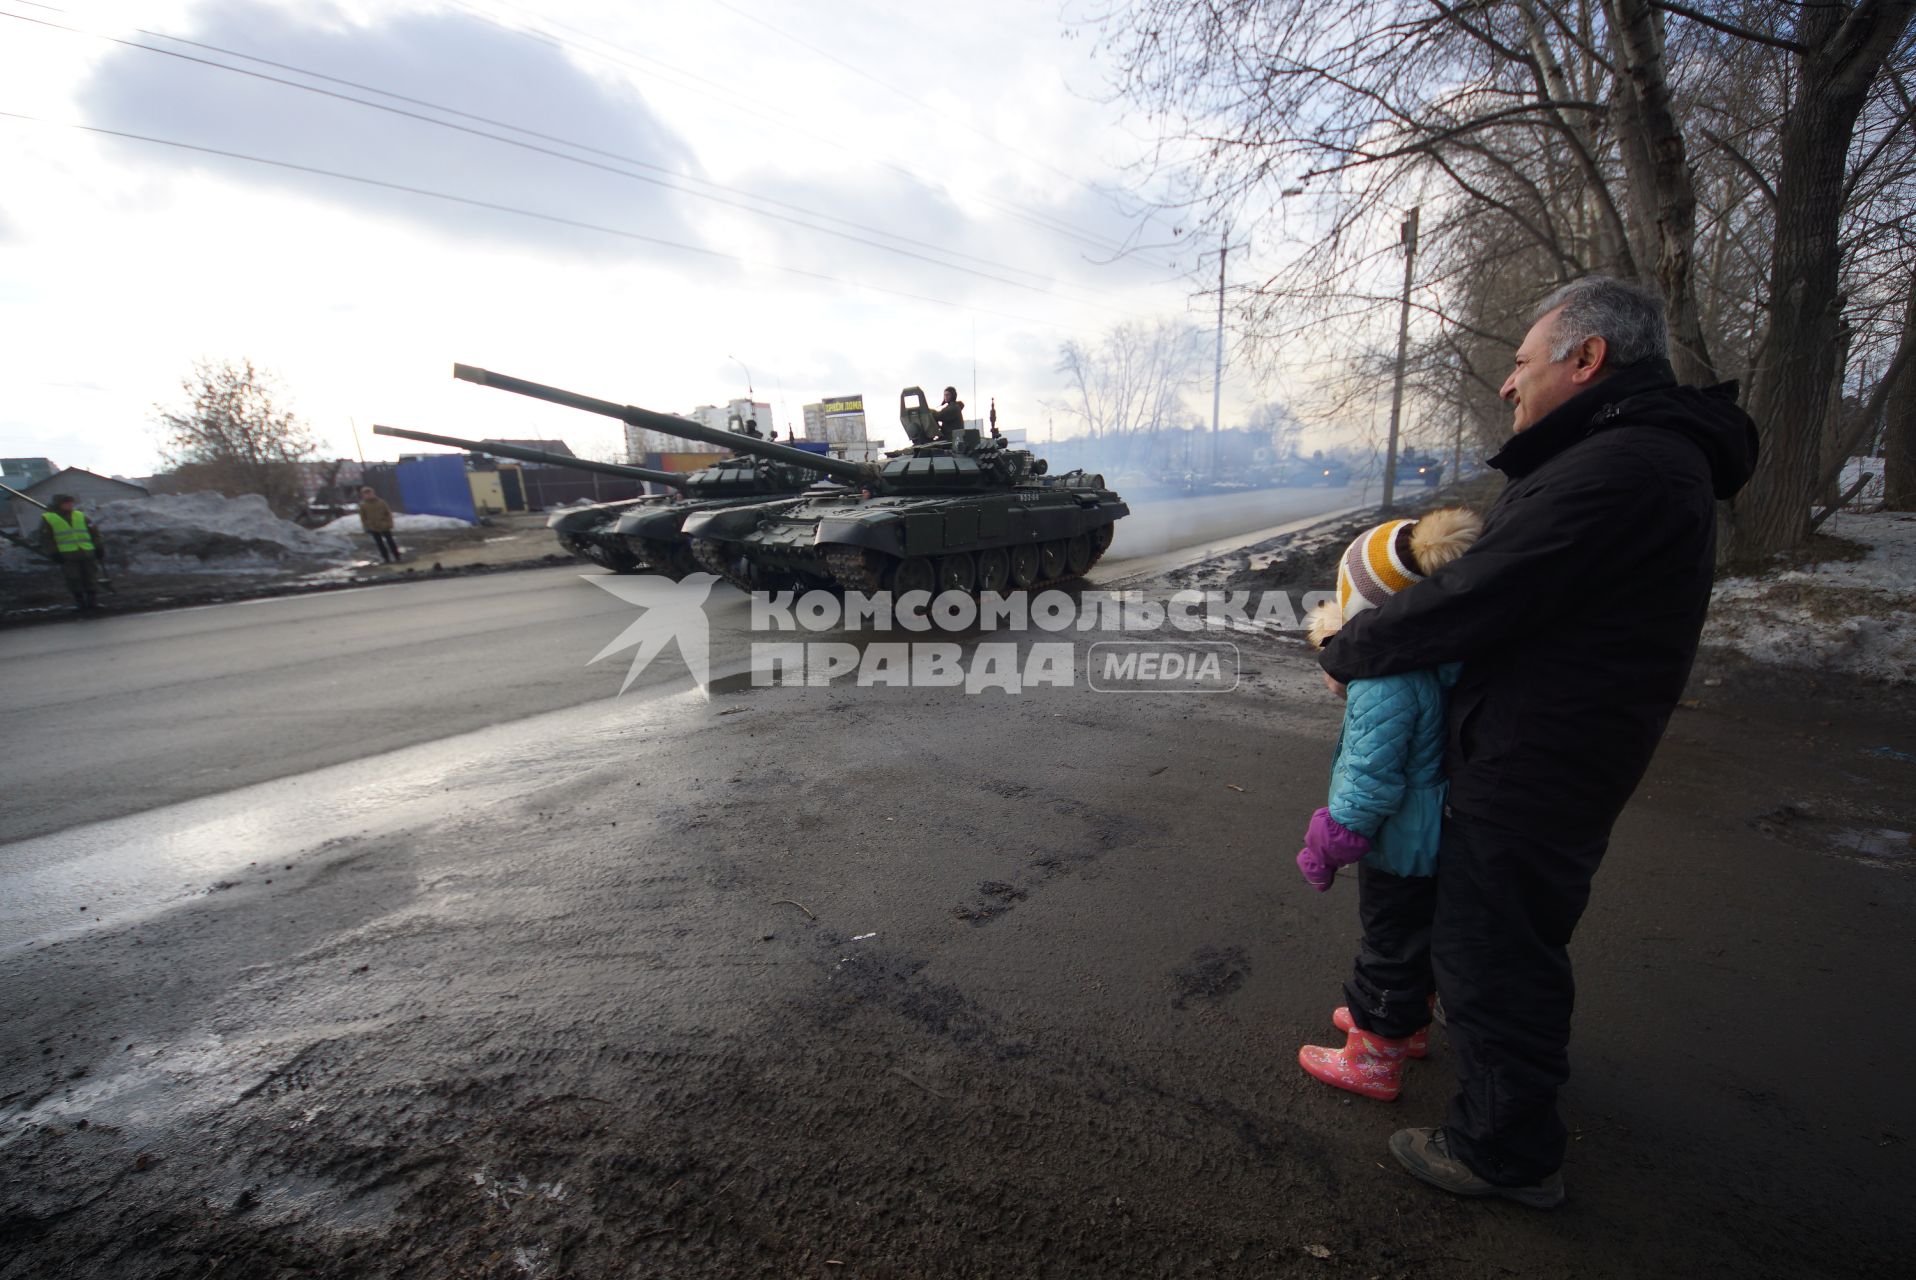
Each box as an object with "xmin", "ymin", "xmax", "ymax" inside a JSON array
[{"xmin": 585, "ymin": 572, "xmax": 720, "ymax": 694}]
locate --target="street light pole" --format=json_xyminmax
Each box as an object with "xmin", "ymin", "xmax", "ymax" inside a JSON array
[{"xmin": 1382, "ymin": 205, "xmax": 1419, "ymax": 511}]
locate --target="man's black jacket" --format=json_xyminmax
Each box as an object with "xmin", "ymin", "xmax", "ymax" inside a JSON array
[{"xmin": 1320, "ymin": 359, "xmax": 1759, "ymax": 838}]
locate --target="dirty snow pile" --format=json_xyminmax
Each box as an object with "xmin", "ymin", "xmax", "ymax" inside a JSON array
[
  {"xmin": 316, "ymin": 511, "xmax": 471, "ymax": 534},
  {"xmin": 1704, "ymin": 510, "xmax": 1916, "ymax": 683},
  {"xmin": 91, "ymin": 492, "xmax": 352, "ymax": 571}
]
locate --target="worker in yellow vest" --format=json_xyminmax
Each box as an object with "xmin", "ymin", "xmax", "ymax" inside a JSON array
[{"xmin": 38, "ymin": 494, "xmax": 103, "ymax": 612}]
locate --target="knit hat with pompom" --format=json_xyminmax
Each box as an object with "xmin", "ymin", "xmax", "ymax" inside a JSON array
[{"xmin": 1308, "ymin": 507, "xmax": 1483, "ymax": 648}]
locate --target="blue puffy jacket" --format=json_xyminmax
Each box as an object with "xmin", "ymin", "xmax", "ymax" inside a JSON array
[{"xmin": 1326, "ymin": 663, "xmax": 1461, "ymax": 878}]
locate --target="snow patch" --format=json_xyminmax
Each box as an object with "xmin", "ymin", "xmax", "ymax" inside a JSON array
[
  {"xmin": 315, "ymin": 512, "xmax": 471, "ymax": 535},
  {"xmin": 91, "ymin": 492, "xmax": 352, "ymax": 568},
  {"xmin": 1838, "ymin": 456, "xmax": 1886, "ymax": 508},
  {"xmin": 1704, "ymin": 511, "xmax": 1916, "ymax": 684}
]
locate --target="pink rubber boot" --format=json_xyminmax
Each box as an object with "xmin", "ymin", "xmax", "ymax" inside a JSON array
[
  {"xmin": 1298, "ymin": 1027, "xmax": 1412, "ymax": 1101},
  {"xmin": 1333, "ymin": 1006, "xmax": 1429, "ymax": 1058}
]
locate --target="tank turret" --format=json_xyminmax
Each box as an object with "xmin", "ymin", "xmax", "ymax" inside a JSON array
[{"xmin": 451, "ymin": 364, "xmax": 1129, "ymax": 595}]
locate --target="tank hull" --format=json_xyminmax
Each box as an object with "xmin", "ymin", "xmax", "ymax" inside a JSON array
[
  {"xmin": 548, "ymin": 496, "xmax": 665, "ymax": 572},
  {"xmin": 683, "ymin": 485, "xmax": 1129, "ymax": 594},
  {"xmin": 610, "ymin": 493, "xmax": 824, "ymax": 577}
]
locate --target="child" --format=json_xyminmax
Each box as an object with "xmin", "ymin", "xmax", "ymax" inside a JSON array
[{"xmin": 1293, "ymin": 507, "xmax": 1481, "ymax": 1101}]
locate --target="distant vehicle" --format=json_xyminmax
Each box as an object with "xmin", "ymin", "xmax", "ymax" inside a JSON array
[
  {"xmin": 1285, "ymin": 453, "xmax": 1350, "ymax": 487},
  {"xmin": 1395, "ymin": 448, "xmax": 1444, "ymax": 489}
]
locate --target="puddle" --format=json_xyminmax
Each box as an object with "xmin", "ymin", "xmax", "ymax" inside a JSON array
[
  {"xmin": 1752, "ymin": 805, "xmax": 1914, "ymax": 867},
  {"xmin": 1831, "ymin": 827, "xmax": 1913, "ymax": 859},
  {"xmin": 0, "ymin": 684, "xmax": 718, "ymax": 951}
]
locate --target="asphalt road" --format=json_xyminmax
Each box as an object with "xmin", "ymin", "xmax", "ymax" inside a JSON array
[
  {"xmin": 0, "ymin": 486, "xmax": 1359, "ymax": 848},
  {"xmin": 1, "ymin": 631, "xmax": 1910, "ymax": 1278}
]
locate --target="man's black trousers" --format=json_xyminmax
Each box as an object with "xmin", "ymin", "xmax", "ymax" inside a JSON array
[
  {"xmin": 1433, "ymin": 808, "xmax": 1610, "ymax": 1186},
  {"xmin": 370, "ymin": 531, "xmax": 399, "ymax": 562}
]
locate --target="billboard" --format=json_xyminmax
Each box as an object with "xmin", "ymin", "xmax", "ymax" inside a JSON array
[{"xmin": 822, "ymin": 395, "xmax": 864, "ymax": 416}]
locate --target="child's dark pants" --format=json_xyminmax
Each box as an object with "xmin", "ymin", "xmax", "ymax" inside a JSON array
[{"xmin": 1344, "ymin": 864, "xmax": 1438, "ymax": 1038}]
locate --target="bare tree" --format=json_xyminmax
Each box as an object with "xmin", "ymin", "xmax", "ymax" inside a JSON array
[
  {"xmin": 1088, "ymin": 0, "xmax": 1916, "ymax": 559},
  {"xmin": 154, "ymin": 359, "xmax": 318, "ymax": 517},
  {"xmin": 1054, "ymin": 319, "xmax": 1209, "ymax": 445}
]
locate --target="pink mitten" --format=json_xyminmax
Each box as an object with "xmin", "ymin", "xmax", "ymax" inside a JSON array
[{"xmin": 1295, "ymin": 807, "xmax": 1371, "ymax": 893}]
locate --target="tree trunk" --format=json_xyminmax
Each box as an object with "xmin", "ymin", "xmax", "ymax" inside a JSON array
[
  {"xmin": 1605, "ymin": 0, "xmax": 1716, "ymax": 383},
  {"xmin": 1884, "ymin": 287, "xmax": 1916, "ymax": 510},
  {"xmin": 1733, "ymin": 1, "xmax": 1916, "ymax": 561},
  {"xmin": 1819, "ymin": 315, "xmax": 1853, "ymax": 508}
]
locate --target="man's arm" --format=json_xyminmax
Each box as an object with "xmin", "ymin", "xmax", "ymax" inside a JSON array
[{"xmin": 1321, "ymin": 444, "xmax": 1663, "ymax": 683}]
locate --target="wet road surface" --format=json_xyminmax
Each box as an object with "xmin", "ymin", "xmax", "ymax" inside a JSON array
[
  {"xmin": 0, "ymin": 487, "xmax": 1358, "ymax": 849},
  {"xmin": 3, "ymin": 496, "xmax": 1912, "ymax": 1278}
]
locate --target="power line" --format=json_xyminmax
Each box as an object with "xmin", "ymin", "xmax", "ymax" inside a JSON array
[
  {"xmin": 4, "ymin": 9, "xmax": 1162, "ymax": 319},
  {"xmin": 130, "ymin": 22, "xmax": 1146, "ymax": 303},
  {"xmin": 451, "ymin": 0, "xmax": 1186, "ymax": 274},
  {"xmin": 0, "ymin": 109, "xmax": 1112, "ymax": 337}
]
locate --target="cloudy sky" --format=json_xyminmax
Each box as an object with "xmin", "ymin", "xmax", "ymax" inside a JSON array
[{"xmin": 0, "ymin": 0, "xmax": 1314, "ymax": 476}]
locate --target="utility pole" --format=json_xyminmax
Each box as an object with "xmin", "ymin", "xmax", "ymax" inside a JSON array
[
  {"xmin": 1382, "ymin": 205, "xmax": 1419, "ymax": 511},
  {"xmin": 1210, "ymin": 223, "xmax": 1229, "ymax": 478}
]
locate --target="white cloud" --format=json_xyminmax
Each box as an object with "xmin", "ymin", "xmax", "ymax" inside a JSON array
[{"xmin": 0, "ymin": 0, "xmax": 1286, "ymax": 477}]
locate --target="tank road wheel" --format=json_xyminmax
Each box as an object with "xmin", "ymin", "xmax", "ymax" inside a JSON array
[
  {"xmin": 937, "ymin": 552, "xmax": 977, "ymax": 595},
  {"xmin": 1008, "ymin": 544, "xmax": 1040, "ymax": 589},
  {"xmin": 1065, "ymin": 533, "xmax": 1093, "ymax": 577},
  {"xmin": 692, "ymin": 539, "xmax": 752, "ymax": 592},
  {"xmin": 1091, "ymin": 522, "xmax": 1115, "ymax": 555},
  {"xmin": 1037, "ymin": 540, "xmax": 1068, "ymax": 583},
  {"xmin": 975, "ymin": 547, "xmax": 1010, "ymax": 594},
  {"xmin": 670, "ymin": 543, "xmax": 699, "ymax": 579},
  {"xmin": 891, "ymin": 556, "xmax": 936, "ymax": 596}
]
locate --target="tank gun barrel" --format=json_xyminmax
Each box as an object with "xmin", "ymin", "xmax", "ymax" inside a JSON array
[
  {"xmin": 452, "ymin": 364, "xmax": 870, "ymax": 484},
  {"xmin": 0, "ymin": 482, "xmax": 50, "ymax": 511},
  {"xmin": 372, "ymin": 424, "xmax": 685, "ymax": 487}
]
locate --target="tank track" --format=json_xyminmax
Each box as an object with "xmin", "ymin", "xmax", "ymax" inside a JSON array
[
  {"xmin": 820, "ymin": 539, "xmax": 1109, "ymax": 594},
  {"xmin": 825, "ymin": 545, "xmax": 885, "ymax": 593},
  {"xmin": 692, "ymin": 539, "xmax": 754, "ymax": 593}
]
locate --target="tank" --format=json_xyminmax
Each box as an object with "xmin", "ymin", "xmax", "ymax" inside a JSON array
[
  {"xmin": 1284, "ymin": 452, "xmax": 1351, "ymax": 488},
  {"xmin": 372, "ymin": 421, "xmax": 829, "ymax": 577},
  {"xmin": 1395, "ymin": 448, "xmax": 1444, "ymax": 489},
  {"xmin": 451, "ymin": 366, "xmax": 1129, "ymax": 595}
]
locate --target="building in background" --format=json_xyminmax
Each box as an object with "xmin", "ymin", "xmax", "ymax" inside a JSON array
[
  {"xmin": 8, "ymin": 466, "xmax": 150, "ymax": 538},
  {"xmin": 625, "ymin": 398, "xmax": 773, "ymax": 460},
  {"xmin": 802, "ymin": 394, "xmax": 872, "ymax": 461},
  {"xmin": 0, "ymin": 457, "xmax": 57, "ymax": 530}
]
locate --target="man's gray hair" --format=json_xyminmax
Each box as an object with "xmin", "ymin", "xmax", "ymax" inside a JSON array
[{"xmin": 1533, "ymin": 276, "xmax": 1668, "ymax": 368}]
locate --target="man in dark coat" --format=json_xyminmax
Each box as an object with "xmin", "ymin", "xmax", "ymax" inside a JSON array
[{"xmin": 1319, "ymin": 276, "xmax": 1760, "ymax": 1207}]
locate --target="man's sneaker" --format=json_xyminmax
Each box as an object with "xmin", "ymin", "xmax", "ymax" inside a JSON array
[
  {"xmin": 1333, "ymin": 1006, "xmax": 1429, "ymax": 1058},
  {"xmin": 1388, "ymin": 1127, "xmax": 1565, "ymax": 1209}
]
